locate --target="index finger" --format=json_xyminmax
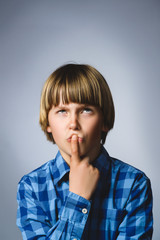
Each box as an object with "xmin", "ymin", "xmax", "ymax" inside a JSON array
[{"xmin": 70, "ymin": 135, "xmax": 80, "ymax": 164}]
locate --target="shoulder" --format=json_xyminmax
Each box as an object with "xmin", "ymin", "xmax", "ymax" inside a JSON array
[
  {"xmin": 100, "ymin": 147, "xmax": 150, "ymax": 184},
  {"xmin": 109, "ymin": 155, "xmax": 149, "ymax": 182},
  {"xmin": 108, "ymin": 155, "xmax": 152, "ymax": 200},
  {"xmin": 18, "ymin": 158, "xmax": 56, "ymax": 188},
  {"xmin": 101, "ymin": 148, "xmax": 152, "ymax": 195},
  {"xmin": 102, "ymin": 152, "xmax": 153, "ymax": 210}
]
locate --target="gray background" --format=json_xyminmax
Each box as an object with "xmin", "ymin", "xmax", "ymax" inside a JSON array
[{"xmin": 0, "ymin": 0, "xmax": 159, "ymax": 239}]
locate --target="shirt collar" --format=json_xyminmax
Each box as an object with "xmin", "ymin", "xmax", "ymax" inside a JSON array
[
  {"xmin": 52, "ymin": 151, "xmax": 70, "ymax": 185},
  {"xmin": 92, "ymin": 146, "xmax": 110, "ymax": 173},
  {"xmin": 52, "ymin": 146, "xmax": 110, "ymax": 185}
]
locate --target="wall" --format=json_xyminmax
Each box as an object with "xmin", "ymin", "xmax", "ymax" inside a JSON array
[{"xmin": 0, "ymin": 0, "xmax": 159, "ymax": 239}]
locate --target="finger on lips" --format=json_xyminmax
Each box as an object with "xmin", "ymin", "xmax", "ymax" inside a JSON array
[
  {"xmin": 71, "ymin": 135, "xmax": 78, "ymax": 152},
  {"xmin": 70, "ymin": 135, "xmax": 80, "ymax": 161}
]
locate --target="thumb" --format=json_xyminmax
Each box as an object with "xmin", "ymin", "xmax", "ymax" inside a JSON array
[{"xmin": 70, "ymin": 135, "xmax": 80, "ymax": 165}]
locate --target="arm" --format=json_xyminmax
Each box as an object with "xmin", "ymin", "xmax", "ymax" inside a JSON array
[
  {"xmin": 117, "ymin": 174, "xmax": 153, "ymax": 239},
  {"xmin": 17, "ymin": 177, "xmax": 91, "ymax": 240}
]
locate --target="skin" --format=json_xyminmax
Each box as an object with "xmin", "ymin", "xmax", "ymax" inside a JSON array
[
  {"xmin": 47, "ymin": 100, "xmax": 108, "ymax": 200},
  {"xmin": 69, "ymin": 134, "xmax": 100, "ymax": 200}
]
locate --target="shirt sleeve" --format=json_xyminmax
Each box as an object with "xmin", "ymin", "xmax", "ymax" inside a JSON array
[
  {"xmin": 17, "ymin": 179, "xmax": 91, "ymax": 240},
  {"xmin": 117, "ymin": 174, "xmax": 153, "ymax": 239}
]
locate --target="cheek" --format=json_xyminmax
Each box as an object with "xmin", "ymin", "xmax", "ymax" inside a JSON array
[
  {"xmin": 52, "ymin": 123, "xmax": 62, "ymax": 135},
  {"xmin": 48, "ymin": 120, "xmax": 61, "ymax": 136},
  {"xmin": 85, "ymin": 119, "xmax": 103, "ymax": 137}
]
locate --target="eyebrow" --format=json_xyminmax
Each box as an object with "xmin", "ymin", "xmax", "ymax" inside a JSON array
[{"xmin": 53, "ymin": 103, "xmax": 94, "ymax": 109}]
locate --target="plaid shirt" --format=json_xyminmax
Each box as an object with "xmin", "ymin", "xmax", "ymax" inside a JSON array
[{"xmin": 17, "ymin": 147, "xmax": 153, "ymax": 239}]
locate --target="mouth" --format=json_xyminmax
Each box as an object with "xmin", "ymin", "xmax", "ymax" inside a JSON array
[{"xmin": 67, "ymin": 136, "xmax": 83, "ymax": 143}]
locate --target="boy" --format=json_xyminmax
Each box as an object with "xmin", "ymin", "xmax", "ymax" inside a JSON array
[{"xmin": 17, "ymin": 64, "xmax": 153, "ymax": 239}]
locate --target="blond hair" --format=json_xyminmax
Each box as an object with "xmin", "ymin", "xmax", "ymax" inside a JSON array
[{"xmin": 39, "ymin": 64, "xmax": 115, "ymax": 144}]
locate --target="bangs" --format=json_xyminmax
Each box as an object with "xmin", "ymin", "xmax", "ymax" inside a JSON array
[{"xmin": 50, "ymin": 70, "xmax": 102, "ymax": 107}]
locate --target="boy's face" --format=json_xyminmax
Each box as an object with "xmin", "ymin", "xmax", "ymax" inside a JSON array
[{"xmin": 47, "ymin": 98, "xmax": 107, "ymax": 164}]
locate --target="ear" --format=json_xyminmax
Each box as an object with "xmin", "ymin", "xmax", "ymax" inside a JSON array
[
  {"xmin": 47, "ymin": 126, "xmax": 52, "ymax": 133},
  {"xmin": 102, "ymin": 124, "xmax": 108, "ymax": 133}
]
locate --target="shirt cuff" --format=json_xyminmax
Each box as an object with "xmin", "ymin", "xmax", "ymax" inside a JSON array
[{"xmin": 59, "ymin": 191, "xmax": 91, "ymax": 225}]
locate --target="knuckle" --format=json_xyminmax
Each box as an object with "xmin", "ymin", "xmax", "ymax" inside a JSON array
[{"xmin": 80, "ymin": 162, "xmax": 87, "ymax": 169}]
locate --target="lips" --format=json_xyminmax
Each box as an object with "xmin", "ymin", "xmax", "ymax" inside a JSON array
[{"xmin": 67, "ymin": 135, "xmax": 83, "ymax": 142}]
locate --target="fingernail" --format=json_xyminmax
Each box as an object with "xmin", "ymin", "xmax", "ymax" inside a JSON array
[{"xmin": 72, "ymin": 135, "xmax": 77, "ymax": 140}]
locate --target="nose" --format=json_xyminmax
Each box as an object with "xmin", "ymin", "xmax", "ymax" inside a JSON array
[{"xmin": 69, "ymin": 113, "xmax": 80, "ymax": 130}]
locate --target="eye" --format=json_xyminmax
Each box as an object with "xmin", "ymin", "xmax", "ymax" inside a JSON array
[
  {"xmin": 82, "ymin": 108, "xmax": 93, "ymax": 114},
  {"xmin": 57, "ymin": 109, "xmax": 67, "ymax": 114}
]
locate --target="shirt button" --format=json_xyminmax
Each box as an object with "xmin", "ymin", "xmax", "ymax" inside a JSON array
[{"xmin": 82, "ymin": 208, "xmax": 88, "ymax": 214}]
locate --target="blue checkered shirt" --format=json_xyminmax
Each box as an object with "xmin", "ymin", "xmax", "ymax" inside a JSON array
[{"xmin": 17, "ymin": 147, "xmax": 153, "ymax": 239}]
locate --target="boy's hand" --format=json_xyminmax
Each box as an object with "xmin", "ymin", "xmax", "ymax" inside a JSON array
[{"xmin": 69, "ymin": 135, "xmax": 100, "ymax": 200}]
